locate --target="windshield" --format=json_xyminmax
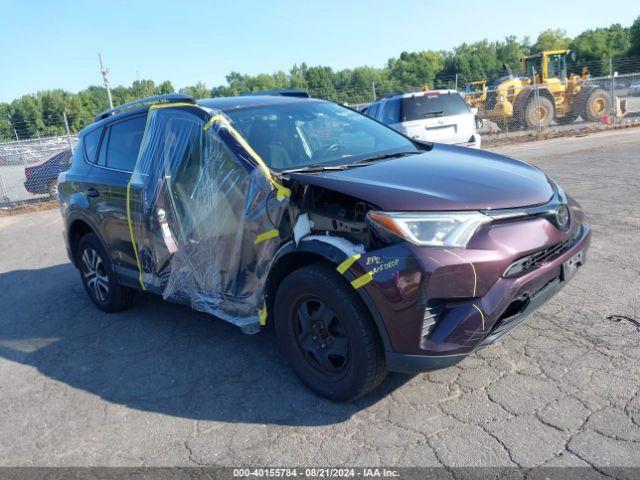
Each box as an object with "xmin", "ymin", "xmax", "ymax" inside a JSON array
[
  {"xmin": 401, "ymin": 92, "xmax": 470, "ymax": 121},
  {"xmin": 223, "ymin": 100, "xmax": 419, "ymax": 172}
]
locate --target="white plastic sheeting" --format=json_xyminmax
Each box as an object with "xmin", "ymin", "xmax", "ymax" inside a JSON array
[{"xmin": 127, "ymin": 104, "xmax": 289, "ymax": 332}]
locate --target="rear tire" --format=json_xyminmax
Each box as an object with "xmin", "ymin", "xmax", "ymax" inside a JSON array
[
  {"xmin": 77, "ymin": 233, "xmax": 135, "ymax": 313},
  {"xmin": 274, "ymin": 263, "xmax": 387, "ymax": 401},
  {"xmin": 524, "ymin": 96, "xmax": 554, "ymax": 129}
]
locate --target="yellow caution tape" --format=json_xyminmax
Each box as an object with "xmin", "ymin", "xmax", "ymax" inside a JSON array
[
  {"xmin": 351, "ymin": 271, "xmax": 374, "ymax": 290},
  {"xmin": 336, "ymin": 253, "xmax": 361, "ymax": 275},
  {"xmin": 259, "ymin": 302, "xmax": 267, "ymax": 326},
  {"xmin": 149, "ymin": 102, "xmax": 198, "ymax": 111},
  {"xmin": 204, "ymin": 114, "xmax": 291, "ymax": 201},
  {"xmin": 125, "ymin": 178, "xmax": 146, "ymax": 291},
  {"xmin": 472, "ymin": 304, "xmax": 485, "ymax": 330},
  {"xmin": 123, "ymin": 100, "xmax": 199, "ymax": 291},
  {"xmin": 254, "ymin": 229, "xmax": 279, "ymax": 245}
]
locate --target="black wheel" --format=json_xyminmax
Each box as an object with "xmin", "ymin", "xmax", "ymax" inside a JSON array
[
  {"xmin": 581, "ymin": 88, "xmax": 611, "ymax": 122},
  {"xmin": 77, "ymin": 233, "xmax": 135, "ymax": 313},
  {"xmin": 48, "ymin": 181, "xmax": 59, "ymax": 200},
  {"xmin": 524, "ymin": 96, "xmax": 554, "ymax": 129},
  {"xmin": 274, "ymin": 263, "xmax": 387, "ymax": 401}
]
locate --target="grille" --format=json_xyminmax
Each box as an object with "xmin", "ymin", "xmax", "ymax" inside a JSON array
[{"xmin": 504, "ymin": 227, "xmax": 582, "ymax": 278}]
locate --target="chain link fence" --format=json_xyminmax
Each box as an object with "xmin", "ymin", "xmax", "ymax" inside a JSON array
[
  {"xmin": 2, "ymin": 56, "xmax": 640, "ymax": 210},
  {"xmin": 0, "ymin": 125, "xmax": 77, "ymax": 209}
]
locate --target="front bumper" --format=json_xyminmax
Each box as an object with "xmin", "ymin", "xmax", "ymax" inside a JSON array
[
  {"xmin": 342, "ymin": 210, "xmax": 591, "ymax": 373},
  {"xmin": 386, "ymin": 270, "xmax": 570, "ymax": 373}
]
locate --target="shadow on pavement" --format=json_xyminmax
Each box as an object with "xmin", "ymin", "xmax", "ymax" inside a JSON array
[{"xmin": 0, "ymin": 263, "xmax": 411, "ymax": 426}]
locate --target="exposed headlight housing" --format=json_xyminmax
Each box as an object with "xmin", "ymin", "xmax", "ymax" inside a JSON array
[{"xmin": 368, "ymin": 211, "xmax": 490, "ymax": 248}]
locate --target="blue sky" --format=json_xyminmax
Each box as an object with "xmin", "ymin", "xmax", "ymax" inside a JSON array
[{"xmin": 1, "ymin": 0, "xmax": 638, "ymax": 102}]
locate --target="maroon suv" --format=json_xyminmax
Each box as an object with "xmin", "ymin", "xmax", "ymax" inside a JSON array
[{"xmin": 58, "ymin": 93, "xmax": 590, "ymax": 401}]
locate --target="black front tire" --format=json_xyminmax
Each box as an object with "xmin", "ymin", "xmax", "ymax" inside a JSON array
[
  {"xmin": 274, "ymin": 263, "xmax": 387, "ymax": 401},
  {"xmin": 77, "ymin": 233, "xmax": 135, "ymax": 313}
]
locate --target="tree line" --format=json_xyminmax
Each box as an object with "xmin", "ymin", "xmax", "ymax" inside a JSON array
[{"xmin": 2, "ymin": 17, "xmax": 639, "ymax": 141}]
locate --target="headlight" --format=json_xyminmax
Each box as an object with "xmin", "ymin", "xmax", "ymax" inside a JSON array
[
  {"xmin": 499, "ymin": 95, "xmax": 505, "ymax": 103},
  {"xmin": 368, "ymin": 211, "xmax": 490, "ymax": 247}
]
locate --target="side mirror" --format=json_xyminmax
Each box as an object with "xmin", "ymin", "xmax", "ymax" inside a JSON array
[{"xmin": 470, "ymin": 107, "xmax": 478, "ymax": 116}]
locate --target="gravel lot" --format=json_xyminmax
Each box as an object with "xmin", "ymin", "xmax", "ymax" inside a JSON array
[{"xmin": 0, "ymin": 128, "xmax": 639, "ymax": 471}]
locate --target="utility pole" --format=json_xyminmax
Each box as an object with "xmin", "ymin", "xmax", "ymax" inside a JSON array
[
  {"xmin": 455, "ymin": 73, "xmax": 458, "ymax": 91},
  {"xmin": 609, "ymin": 57, "xmax": 615, "ymax": 119},
  {"xmin": 63, "ymin": 112, "xmax": 74, "ymax": 153},
  {"xmin": 98, "ymin": 52, "xmax": 114, "ymax": 110},
  {"xmin": 7, "ymin": 114, "xmax": 19, "ymax": 141},
  {"xmin": 371, "ymin": 82, "xmax": 376, "ymax": 102}
]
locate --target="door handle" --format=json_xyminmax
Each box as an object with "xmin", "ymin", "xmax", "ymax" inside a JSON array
[{"xmin": 85, "ymin": 187, "xmax": 100, "ymax": 198}]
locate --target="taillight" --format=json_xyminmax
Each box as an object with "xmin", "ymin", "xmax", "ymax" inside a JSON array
[{"xmin": 25, "ymin": 168, "xmax": 32, "ymax": 178}]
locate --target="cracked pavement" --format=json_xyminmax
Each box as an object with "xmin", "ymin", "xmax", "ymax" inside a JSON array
[{"xmin": 0, "ymin": 128, "xmax": 639, "ymax": 469}]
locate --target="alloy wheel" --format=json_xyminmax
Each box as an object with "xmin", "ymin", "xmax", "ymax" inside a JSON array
[{"xmin": 81, "ymin": 247, "xmax": 110, "ymax": 302}]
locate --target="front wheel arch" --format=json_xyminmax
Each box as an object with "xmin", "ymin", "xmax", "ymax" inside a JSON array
[{"xmin": 265, "ymin": 240, "xmax": 393, "ymax": 353}]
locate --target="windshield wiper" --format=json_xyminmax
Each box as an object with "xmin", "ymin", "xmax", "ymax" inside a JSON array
[
  {"xmin": 352, "ymin": 151, "xmax": 422, "ymax": 165},
  {"xmin": 282, "ymin": 151, "xmax": 421, "ymax": 174},
  {"xmin": 282, "ymin": 164, "xmax": 350, "ymax": 174}
]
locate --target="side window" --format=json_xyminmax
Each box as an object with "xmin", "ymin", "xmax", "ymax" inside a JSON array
[
  {"xmin": 97, "ymin": 128, "xmax": 110, "ymax": 167},
  {"xmin": 105, "ymin": 115, "xmax": 147, "ymax": 171},
  {"xmin": 368, "ymin": 102, "xmax": 380, "ymax": 119},
  {"xmin": 83, "ymin": 127, "xmax": 103, "ymax": 163},
  {"xmin": 381, "ymin": 99, "xmax": 401, "ymax": 124}
]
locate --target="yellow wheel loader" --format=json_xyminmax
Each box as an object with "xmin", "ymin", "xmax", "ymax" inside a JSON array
[
  {"xmin": 481, "ymin": 50, "xmax": 612, "ymax": 130},
  {"xmin": 464, "ymin": 80, "xmax": 487, "ymax": 114}
]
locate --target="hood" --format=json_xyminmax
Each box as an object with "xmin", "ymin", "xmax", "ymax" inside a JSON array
[{"xmin": 288, "ymin": 144, "xmax": 553, "ymax": 211}]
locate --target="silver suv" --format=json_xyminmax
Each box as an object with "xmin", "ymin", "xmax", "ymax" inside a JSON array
[{"xmin": 365, "ymin": 89, "xmax": 482, "ymax": 148}]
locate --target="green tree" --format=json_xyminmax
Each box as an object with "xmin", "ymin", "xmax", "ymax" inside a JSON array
[
  {"xmin": 180, "ymin": 81, "xmax": 211, "ymax": 99},
  {"xmin": 533, "ymin": 29, "xmax": 570, "ymax": 53},
  {"xmin": 630, "ymin": 16, "xmax": 640, "ymax": 56},
  {"xmin": 304, "ymin": 66, "xmax": 337, "ymax": 99},
  {"xmin": 570, "ymin": 23, "xmax": 631, "ymax": 61},
  {"xmin": 387, "ymin": 51, "xmax": 445, "ymax": 90}
]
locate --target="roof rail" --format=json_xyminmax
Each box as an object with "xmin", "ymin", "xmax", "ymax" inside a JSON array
[
  {"xmin": 382, "ymin": 91, "xmax": 404, "ymax": 99},
  {"xmin": 240, "ymin": 89, "xmax": 310, "ymax": 98},
  {"xmin": 93, "ymin": 93, "xmax": 196, "ymax": 122}
]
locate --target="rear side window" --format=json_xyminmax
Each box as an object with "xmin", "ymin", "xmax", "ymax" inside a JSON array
[
  {"xmin": 104, "ymin": 115, "xmax": 147, "ymax": 171},
  {"xmin": 83, "ymin": 127, "xmax": 103, "ymax": 163},
  {"xmin": 380, "ymin": 98, "xmax": 401, "ymax": 124},
  {"xmin": 367, "ymin": 102, "xmax": 380, "ymax": 119},
  {"xmin": 401, "ymin": 93, "xmax": 470, "ymax": 121}
]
